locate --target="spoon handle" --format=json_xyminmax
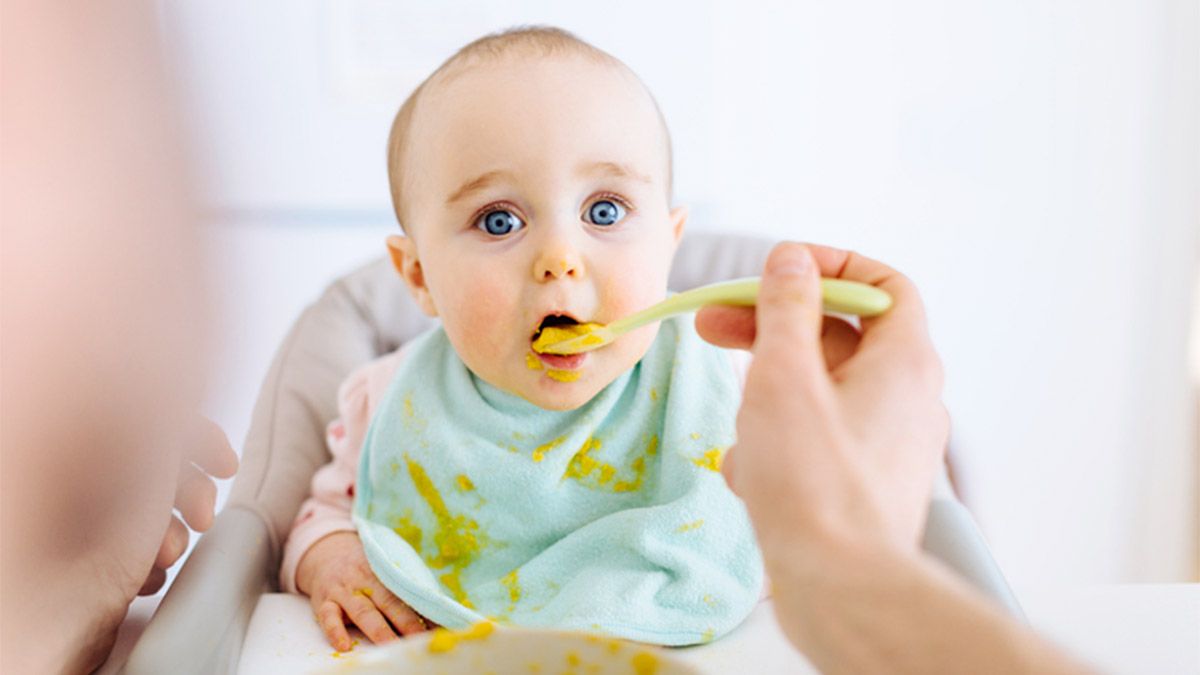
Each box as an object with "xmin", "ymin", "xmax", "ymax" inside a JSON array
[{"xmin": 607, "ymin": 276, "xmax": 892, "ymax": 336}]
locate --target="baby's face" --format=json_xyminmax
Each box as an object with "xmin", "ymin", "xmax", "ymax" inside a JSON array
[{"xmin": 394, "ymin": 54, "xmax": 685, "ymax": 410}]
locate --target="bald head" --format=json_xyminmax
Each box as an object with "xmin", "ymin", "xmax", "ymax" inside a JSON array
[{"xmin": 386, "ymin": 26, "xmax": 673, "ymax": 230}]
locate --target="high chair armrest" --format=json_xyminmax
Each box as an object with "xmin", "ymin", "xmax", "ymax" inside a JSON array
[
  {"xmin": 120, "ymin": 506, "xmax": 273, "ymax": 675},
  {"xmin": 923, "ymin": 496, "xmax": 1025, "ymax": 618}
]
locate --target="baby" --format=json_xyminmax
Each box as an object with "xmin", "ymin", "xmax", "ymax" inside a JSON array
[{"xmin": 281, "ymin": 27, "xmax": 763, "ymax": 651}]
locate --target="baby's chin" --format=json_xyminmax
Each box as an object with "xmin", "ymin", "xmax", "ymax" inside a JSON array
[{"xmin": 521, "ymin": 379, "xmax": 606, "ymax": 411}]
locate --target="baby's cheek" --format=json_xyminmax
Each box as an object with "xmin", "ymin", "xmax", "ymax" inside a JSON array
[{"xmin": 444, "ymin": 287, "xmax": 514, "ymax": 359}]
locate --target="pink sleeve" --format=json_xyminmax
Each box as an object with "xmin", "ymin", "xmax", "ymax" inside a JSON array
[{"xmin": 279, "ymin": 347, "xmax": 407, "ymax": 594}]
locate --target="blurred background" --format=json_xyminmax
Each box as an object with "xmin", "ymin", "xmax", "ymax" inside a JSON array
[{"xmin": 158, "ymin": 0, "xmax": 1198, "ymax": 595}]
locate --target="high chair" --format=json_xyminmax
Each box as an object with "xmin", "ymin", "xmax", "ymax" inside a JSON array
[{"xmin": 120, "ymin": 232, "xmax": 1020, "ymax": 674}]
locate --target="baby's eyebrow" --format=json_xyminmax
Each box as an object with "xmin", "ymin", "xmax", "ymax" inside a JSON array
[
  {"xmin": 446, "ymin": 170, "xmax": 513, "ymax": 206},
  {"xmin": 577, "ymin": 161, "xmax": 653, "ymax": 185}
]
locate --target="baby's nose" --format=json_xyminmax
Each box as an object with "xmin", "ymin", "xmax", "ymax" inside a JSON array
[{"xmin": 533, "ymin": 243, "xmax": 585, "ymax": 282}]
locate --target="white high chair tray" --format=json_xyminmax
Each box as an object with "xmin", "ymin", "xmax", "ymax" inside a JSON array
[
  {"xmin": 236, "ymin": 596, "xmax": 814, "ymax": 674},
  {"xmin": 234, "ymin": 585, "xmax": 1200, "ymax": 674}
]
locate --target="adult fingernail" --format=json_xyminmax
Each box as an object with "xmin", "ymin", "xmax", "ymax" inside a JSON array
[{"xmin": 767, "ymin": 243, "xmax": 812, "ymax": 278}]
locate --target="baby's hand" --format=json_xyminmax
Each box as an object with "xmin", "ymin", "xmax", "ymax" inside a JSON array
[{"xmin": 295, "ymin": 531, "xmax": 430, "ymax": 650}]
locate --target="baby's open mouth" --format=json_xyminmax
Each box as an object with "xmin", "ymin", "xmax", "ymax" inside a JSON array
[
  {"xmin": 529, "ymin": 314, "xmax": 590, "ymax": 377},
  {"xmin": 531, "ymin": 313, "xmax": 581, "ymax": 344}
]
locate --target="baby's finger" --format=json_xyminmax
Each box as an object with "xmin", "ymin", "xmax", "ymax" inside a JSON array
[
  {"xmin": 372, "ymin": 587, "xmax": 428, "ymax": 635},
  {"xmin": 138, "ymin": 566, "xmax": 167, "ymax": 596},
  {"xmin": 318, "ymin": 600, "xmax": 353, "ymax": 652},
  {"xmin": 188, "ymin": 417, "xmax": 239, "ymax": 479},
  {"xmin": 154, "ymin": 514, "xmax": 190, "ymax": 569},
  {"xmin": 174, "ymin": 462, "xmax": 217, "ymax": 532},
  {"xmin": 344, "ymin": 593, "xmax": 399, "ymax": 645}
]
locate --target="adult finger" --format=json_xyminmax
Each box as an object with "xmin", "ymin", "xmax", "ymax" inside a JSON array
[
  {"xmin": 371, "ymin": 587, "xmax": 428, "ymax": 635},
  {"xmin": 189, "ymin": 417, "xmax": 239, "ymax": 479},
  {"xmin": 318, "ymin": 600, "xmax": 353, "ymax": 652},
  {"xmin": 343, "ymin": 593, "xmax": 399, "ymax": 645},
  {"xmin": 695, "ymin": 305, "xmax": 756, "ymax": 350},
  {"xmin": 138, "ymin": 566, "xmax": 167, "ymax": 596},
  {"xmin": 750, "ymin": 243, "xmax": 826, "ymax": 375},
  {"xmin": 153, "ymin": 514, "xmax": 190, "ymax": 569},
  {"xmin": 821, "ymin": 316, "xmax": 861, "ymax": 371},
  {"xmin": 175, "ymin": 462, "xmax": 217, "ymax": 532}
]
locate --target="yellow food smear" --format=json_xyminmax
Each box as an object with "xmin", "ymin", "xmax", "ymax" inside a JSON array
[
  {"xmin": 352, "ymin": 587, "xmax": 372, "ymax": 598},
  {"xmin": 406, "ymin": 455, "xmax": 484, "ymax": 608},
  {"xmin": 403, "ymin": 392, "xmax": 427, "ymax": 432},
  {"xmin": 701, "ymin": 628, "xmax": 715, "ymax": 643},
  {"xmin": 456, "ymin": 474, "xmax": 475, "ymax": 492},
  {"xmin": 532, "ymin": 436, "xmax": 565, "ymax": 463},
  {"xmin": 649, "ymin": 388, "xmax": 658, "ymax": 402},
  {"xmin": 501, "ymin": 569, "xmax": 521, "ymax": 612},
  {"xmin": 427, "ymin": 621, "xmax": 495, "ymax": 654},
  {"xmin": 689, "ymin": 432, "xmax": 701, "ymax": 440},
  {"xmin": 692, "ymin": 447, "xmax": 724, "ymax": 472},
  {"xmin": 563, "ymin": 437, "xmax": 609, "ymax": 484},
  {"xmin": 675, "ymin": 519, "xmax": 704, "ymax": 533},
  {"xmin": 566, "ymin": 651, "xmax": 581, "ymax": 666},
  {"xmin": 545, "ymin": 368, "xmax": 581, "ymax": 382},
  {"xmin": 392, "ymin": 512, "xmax": 423, "ymax": 554},
  {"xmin": 631, "ymin": 651, "xmax": 660, "ymax": 675},
  {"xmin": 702, "ymin": 594, "xmax": 717, "ymax": 606},
  {"xmin": 531, "ymin": 322, "xmax": 604, "ymax": 354},
  {"xmin": 525, "ymin": 352, "xmax": 543, "ymax": 371},
  {"xmin": 564, "ymin": 435, "xmax": 658, "ymax": 493},
  {"xmin": 606, "ymin": 639, "xmax": 623, "ymax": 654}
]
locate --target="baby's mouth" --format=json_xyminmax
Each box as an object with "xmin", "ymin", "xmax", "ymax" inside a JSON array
[
  {"xmin": 530, "ymin": 313, "xmax": 582, "ymax": 345},
  {"xmin": 530, "ymin": 314, "xmax": 589, "ymax": 374}
]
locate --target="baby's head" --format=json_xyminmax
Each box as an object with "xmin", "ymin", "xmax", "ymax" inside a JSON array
[{"xmin": 386, "ymin": 27, "xmax": 686, "ymax": 411}]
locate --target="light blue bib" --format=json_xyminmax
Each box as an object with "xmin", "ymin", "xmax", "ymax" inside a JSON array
[{"xmin": 352, "ymin": 316, "xmax": 763, "ymax": 646}]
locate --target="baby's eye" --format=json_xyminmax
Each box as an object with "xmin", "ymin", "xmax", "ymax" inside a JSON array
[
  {"xmin": 585, "ymin": 199, "xmax": 626, "ymax": 227},
  {"xmin": 476, "ymin": 209, "xmax": 524, "ymax": 236}
]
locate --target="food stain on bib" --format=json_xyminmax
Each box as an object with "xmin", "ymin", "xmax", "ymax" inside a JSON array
[
  {"xmin": 563, "ymin": 435, "xmax": 659, "ymax": 494},
  {"xmin": 531, "ymin": 436, "xmax": 565, "ymax": 463},
  {"xmin": 501, "ymin": 569, "xmax": 521, "ymax": 613},
  {"xmin": 691, "ymin": 448, "xmax": 724, "ymax": 473},
  {"xmin": 405, "ymin": 454, "xmax": 488, "ymax": 608}
]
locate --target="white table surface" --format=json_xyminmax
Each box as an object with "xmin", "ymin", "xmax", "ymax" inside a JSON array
[{"xmin": 236, "ymin": 585, "xmax": 1199, "ymax": 674}]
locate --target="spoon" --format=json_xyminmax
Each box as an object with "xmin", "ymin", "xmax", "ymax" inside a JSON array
[{"xmin": 532, "ymin": 276, "xmax": 892, "ymax": 355}]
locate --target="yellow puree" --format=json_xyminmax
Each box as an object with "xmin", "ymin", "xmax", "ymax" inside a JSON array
[
  {"xmin": 426, "ymin": 620, "xmax": 496, "ymax": 654},
  {"xmin": 531, "ymin": 322, "xmax": 604, "ymax": 354}
]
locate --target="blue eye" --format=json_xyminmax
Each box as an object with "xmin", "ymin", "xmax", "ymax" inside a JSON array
[
  {"xmin": 477, "ymin": 209, "xmax": 524, "ymax": 236},
  {"xmin": 586, "ymin": 199, "xmax": 625, "ymax": 226}
]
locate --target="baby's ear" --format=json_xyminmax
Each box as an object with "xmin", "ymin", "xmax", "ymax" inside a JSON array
[
  {"xmin": 386, "ymin": 235, "xmax": 438, "ymax": 317},
  {"xmin": 668, "ymin": 205, "xmax": 688, "ymax": 247}
]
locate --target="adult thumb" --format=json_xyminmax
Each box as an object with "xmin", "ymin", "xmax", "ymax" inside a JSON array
[{"xmin": 753, "ymin": 243, "xmax": 825, "ymax": 370}]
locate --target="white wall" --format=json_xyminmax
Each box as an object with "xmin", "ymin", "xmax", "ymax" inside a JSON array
[{"xmin": 163, "ymin": 0, "xmax": 1200, "ymax": 591}]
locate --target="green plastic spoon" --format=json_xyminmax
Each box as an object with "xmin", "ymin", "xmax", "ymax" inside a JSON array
[{"xmin": 534, "ymin": 276, "xmax": 892, "ymax": 356}]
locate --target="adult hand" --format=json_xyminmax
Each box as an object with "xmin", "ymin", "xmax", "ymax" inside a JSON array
[
  {"xmin": 139, "ymin": 417, "xmax": 239, "ymax": 595},
  {"xmin": 696, "ymin": 242, "xmax": 949, "ymax": 555}
]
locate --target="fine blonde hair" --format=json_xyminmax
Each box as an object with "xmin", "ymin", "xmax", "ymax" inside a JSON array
[{"xmin": 385, "ymin": 26, "xmax": 672, "ymax": 230}]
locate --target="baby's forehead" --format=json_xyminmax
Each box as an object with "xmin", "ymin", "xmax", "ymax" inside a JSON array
[{"xmin": 413, "ymin": 53, "xmax": 671, "ymax": 175}]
